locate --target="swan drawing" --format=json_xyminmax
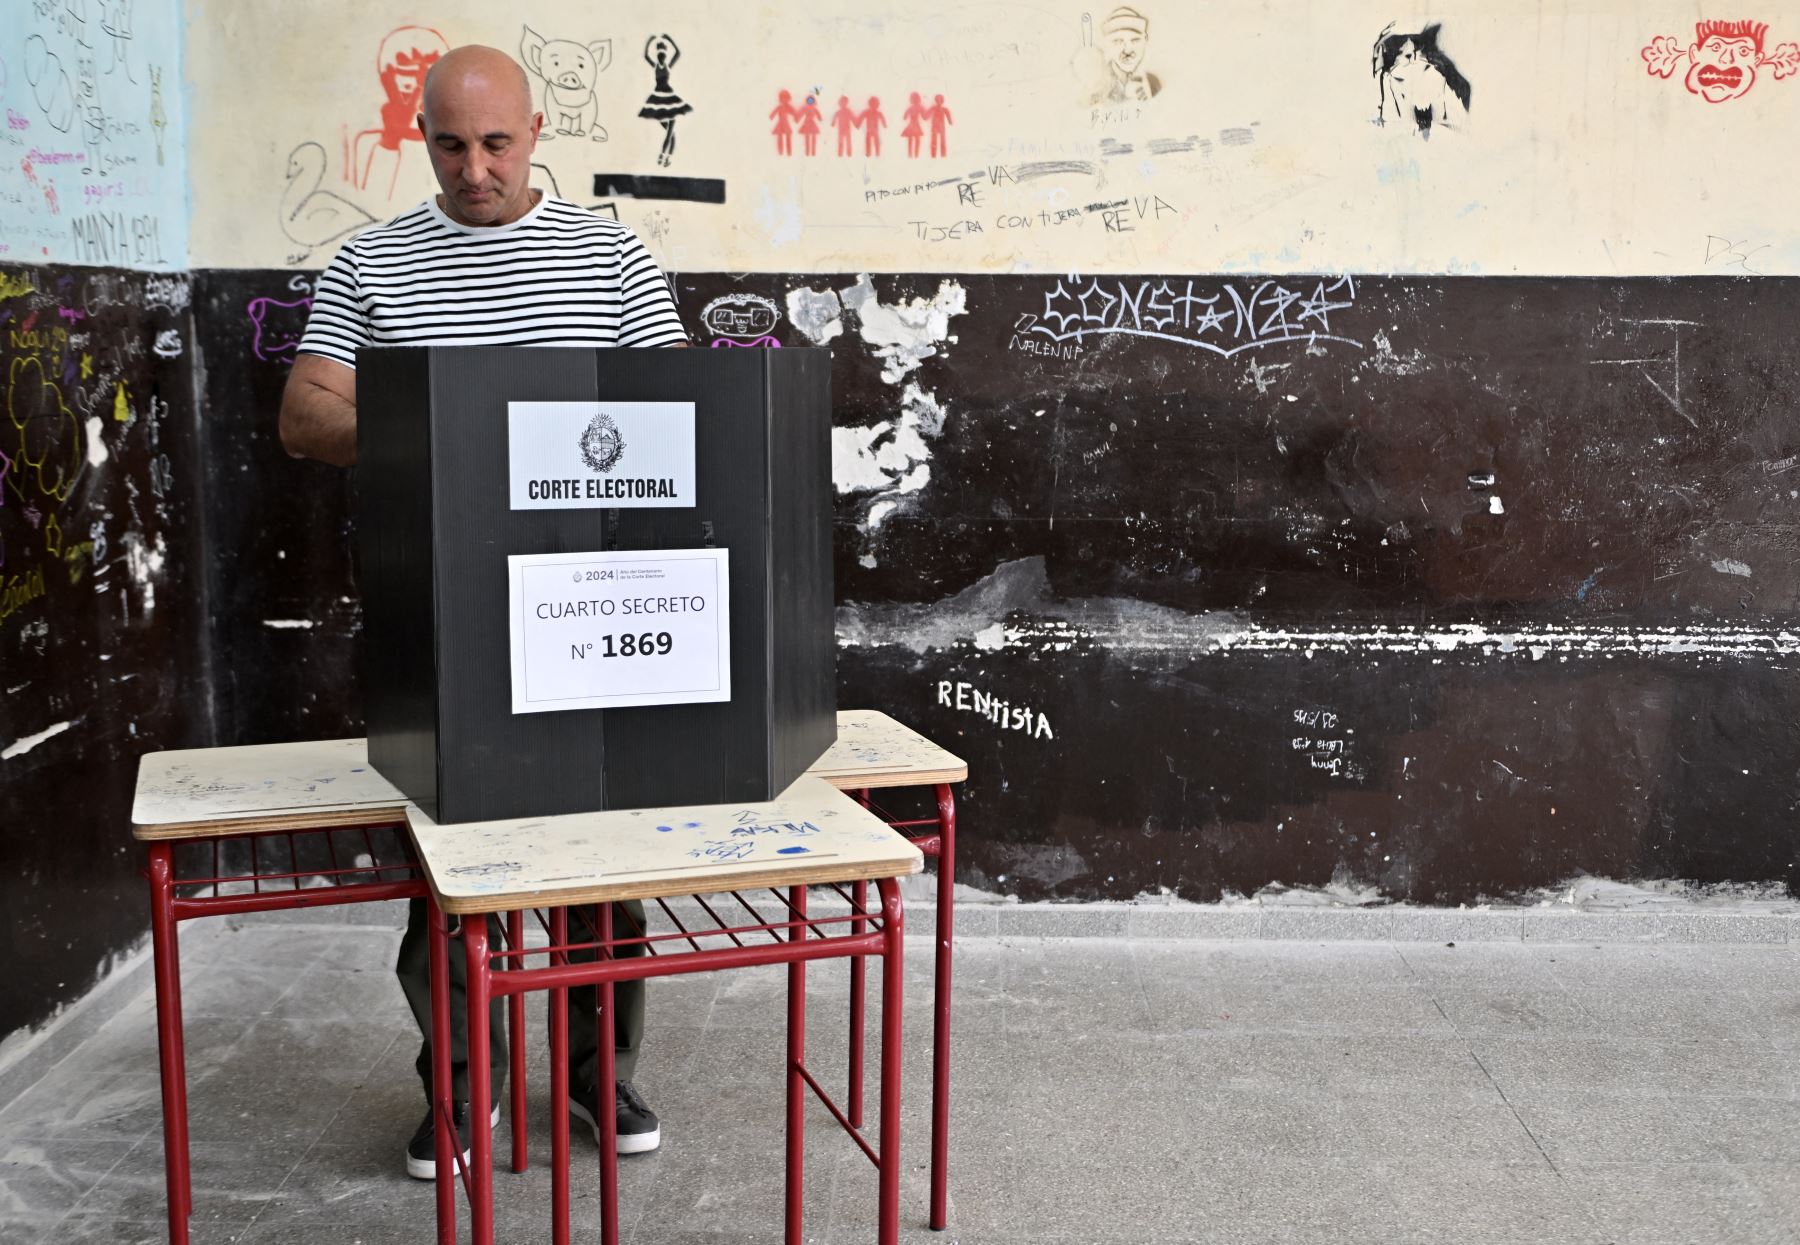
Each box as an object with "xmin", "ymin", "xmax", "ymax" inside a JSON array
[{"xmin": 279, "ymin": 142, "xmax": 376, "ymax": 253}]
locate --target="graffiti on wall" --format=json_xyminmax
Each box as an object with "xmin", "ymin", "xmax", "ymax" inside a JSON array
[
  {"xmin": 278, "ymin": 142, "xmax": 375, "ymax": 262},
  {"xmin": 1075, "ymin": 6, "xmax": 1163, "ymax": 105},
  {"xmin": 638, "ymin": 35, "xmax": 691, "ymax": 167},
  {"xmin": 1371, "ymin": 23, "xmax": 1471, "ymax": 138},
  {"xmin": 347, "ymin": 26, "xmax": 447, "ymax": 196},
  {"xmin": 770, "ymin": 89, "xmax": 949, "ymax": 158},
  {"xmin": 3, "ymin": 0, "xmax": 186, "ymax": 267},
  {"xmin": 1642, "ymin": 20, "xmax": 1799, "ymax": 102},
  {"xmin": 521, "ymin": 25, "xmax": 611, "ymax": 143},
  {"xmin": 700, "ymin": 292, "xmax": 781, "ymax": 348}
]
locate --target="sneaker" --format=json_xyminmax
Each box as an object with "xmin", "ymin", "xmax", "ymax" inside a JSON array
[
  {"xmin": 569, "ymin": 1079, "xmax": 662, "ymax": 1154},
  {"xmin": 405, "ymin": 1100, "xmax": 502, "ymax": 1180}
]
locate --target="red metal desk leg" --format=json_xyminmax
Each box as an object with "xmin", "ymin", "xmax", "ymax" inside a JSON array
[
  {"xmin": 849, "ymin": 787, "xmax": 870, "ymax": 1129},
  {"xmin": 465, "ymin": 918, "xmax": 496, "ymax": 1245},
  {"xmin": 785, "ymin": 884, "xmax": 809, "ymax": 1245},
  {"xmin": 929, "ymin": 783, "xmax": 957, "ymax": 1230},
  {"xmin": 549, "ymin": 908, "xmax": 571, "ymax": 1245},
  {"xmin": 429, "ymin": 902, "xmax": 456, "ymax": 1245},
  {"xmin": 597, "ymin": 904, "xmax": 620, "ymax": 1245},
  {"xmin": 146, "ymin": 842, "xmax": 192, "ymax": 1245},
  {"xmin": 508, "ymin": 909, "xmax": 527, "ymax": 1173},
  {"xmin": 878, "ymin": 876, "xmax": 906, "ymax": 1245}
]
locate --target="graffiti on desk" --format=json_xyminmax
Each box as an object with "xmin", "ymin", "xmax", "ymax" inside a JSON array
[{"xmin": 691, "ymin": 819, "xmax": 825, "ymax": 861}]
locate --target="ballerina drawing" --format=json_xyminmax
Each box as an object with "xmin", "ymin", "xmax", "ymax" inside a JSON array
[{"xmin": 638, "ymin": 34, "xmax": 693, "ymax": 167}]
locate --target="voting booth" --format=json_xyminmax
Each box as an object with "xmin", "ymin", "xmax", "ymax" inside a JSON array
[{"xmin": 356, "ymin": 346, "xmax": 836, "ymax": 823}]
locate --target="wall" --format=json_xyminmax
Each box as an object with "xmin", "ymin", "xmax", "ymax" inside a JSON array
[
  {"xmin": 184, "ymin": 2, "xmax": 1800, "ymax": 276},
  {"xmin": 178, "ymin": 0, "xmax": 1800, "ymax": 904},
  {"xmin": 0, "ymin": 1, "xmax": 198, "ymax": 1041},
  {"xmin": 10, "ymin": 0, "xmax": 1800, "ymax": 1048}
]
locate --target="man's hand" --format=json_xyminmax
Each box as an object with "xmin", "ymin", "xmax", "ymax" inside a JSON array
[{"xmin": 279, "ymin": 354, "xmax": 359, "ymax": 467}]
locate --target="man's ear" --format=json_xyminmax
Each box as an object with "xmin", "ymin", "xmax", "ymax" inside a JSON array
[{"xmin": 416, "ymin": 111, "xmax": 427, "ymax": 141}]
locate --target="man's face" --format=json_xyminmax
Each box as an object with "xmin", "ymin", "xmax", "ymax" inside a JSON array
[
  {"xmin": 1687, "ymin": 35, "xmax": 1760, "ymax": 102},
  {"xmin": 1104, "ymin": 28, "xmax": 1146, "ymax": 75},
  {"xmin": 419, "ymin": 76, "xmax": 541, "ymax": 227}
]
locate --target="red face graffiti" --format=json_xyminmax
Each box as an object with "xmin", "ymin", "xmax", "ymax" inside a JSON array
[
  {"xmin": 1686, "ymin": 33, "xmax": 1761, "ymax": 100},
  {"xmin": 1642, "ymin": 20, "xmax": 1800, "ymax": 104}
]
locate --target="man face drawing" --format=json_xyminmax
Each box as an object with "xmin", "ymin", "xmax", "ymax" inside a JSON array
[
  {"xmin": 1102, "ymin": 7, "xmax": 1148, "ymax": 78},
  {"xmin": 1686, "ymin": 22, "xmax": 1765, "ymax": 102}
]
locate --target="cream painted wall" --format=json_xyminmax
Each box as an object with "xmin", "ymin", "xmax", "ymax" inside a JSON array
[{"xmin": 187, "ymin": 1, "xmax": 1800, "ymax": 275}]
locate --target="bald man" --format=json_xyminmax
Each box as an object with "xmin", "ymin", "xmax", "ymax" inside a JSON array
[{"xmin": 282, "ymin": 45, "xmax": 682, "ymax": 1179}]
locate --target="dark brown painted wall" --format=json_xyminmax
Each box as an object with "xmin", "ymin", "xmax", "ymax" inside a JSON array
[{"xmin": 5, "ymin": 265, "xmax": 1796, "ymax": 1048}]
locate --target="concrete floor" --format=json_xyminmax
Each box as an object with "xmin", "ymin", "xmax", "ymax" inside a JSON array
[{"xmin": 4, "ymin": 925, "xmax": 1800, "ymax": 1244}]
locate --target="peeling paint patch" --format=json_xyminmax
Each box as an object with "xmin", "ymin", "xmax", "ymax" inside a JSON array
[
  {"xmin": 119, "ymin": 530, "xmax": 166, "ymax": 616},
  {"xmin": 800, "ymin": 276, "xmax": 968, "ymax": 533},
  {"xmin": 754, "ymin": 177, "xmax": 804, "ymax": 248},
  {"xmin": 2, "ymin": 718, "xmax": 76, "ymax": 760},
  {"xmin": 839, "ymin": 558, "xmax": 1800, "ymax": 662},
  {"xmin": 785, "ymin": 285, "xmax": 843, "ymax": 344}
]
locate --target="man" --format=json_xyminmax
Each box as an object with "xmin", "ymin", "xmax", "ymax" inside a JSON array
[
  {"xmin": 280, "ymin": 44, "xmax": 684, "ymax": 1179},
  {"xmin": 1094, "ymin": 6, "xmax": 1160, "ymax": 103}
]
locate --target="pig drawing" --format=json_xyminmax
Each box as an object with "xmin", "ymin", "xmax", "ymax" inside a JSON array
[{"xmin": 521, "ymin": 26, "xmax": 612, "ymax": 141}]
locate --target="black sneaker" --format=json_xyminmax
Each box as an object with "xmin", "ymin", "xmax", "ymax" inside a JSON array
[
  {"xmin": 405, "ymin": 1100, "xmax": 502, "ymax": 1180},
  {"xmin": 569, "ymin": 1080, "xmax": 661, "ymax": 1154}
]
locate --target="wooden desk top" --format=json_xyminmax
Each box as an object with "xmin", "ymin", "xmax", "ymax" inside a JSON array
[
  {"xmin": 132, "ymin": 711, "xmax": 965, "ymax": 841},
  {"xmin": 808, "ymin": 709, "xmax": 966, "ymax": 789},
  {"xmin": 407, "ymin": 776, "xmax": 924, "ymax": 914}
]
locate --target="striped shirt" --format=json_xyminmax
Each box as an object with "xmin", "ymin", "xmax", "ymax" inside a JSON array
[{"xmin": 296, "ymin": 193, "xmax": 687, "ymax": 369}]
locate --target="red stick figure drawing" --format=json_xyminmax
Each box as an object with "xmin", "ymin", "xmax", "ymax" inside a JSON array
[
  {"xmin": 859, "ymin": 96, "xmax": 886, "ymax": 156},
  {"xmin": 798, "ymin": 93, "xmax": 823, "ymax": 156},
  {"xmin": 901, "ymin": 91, "xmax": 927, "ymax": 157},
  {"xmin": 927, "ymin": 93, "xmax": 952, "ymax": 157},
  {"xmin": 832, "ymin": 95, "xmax": 860, "ymax": 156},
  {"xmin": 770, "ymin": 89, "xmax": 797, "ymax": 155},
  {"xmin": 1643, "ymin": 20, "xmax": 1800, "ymax": 103},
  {"xmin": 351, "ymin": 26, "xmax": 448, "ymax": 197}
]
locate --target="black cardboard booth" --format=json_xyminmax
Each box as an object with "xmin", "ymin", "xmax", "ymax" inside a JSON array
[{"xmin": 357, "ymin": 346, "xmax": 836, "ymax": 823}]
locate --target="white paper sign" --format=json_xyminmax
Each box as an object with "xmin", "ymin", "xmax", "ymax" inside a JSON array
[
  {"xmin": 507, "ymin": 548, "xmax": 731, "ymax": 714},
  {"xmin": 508, "ymin": 401, "xmax": 696, "ymax": 510}
]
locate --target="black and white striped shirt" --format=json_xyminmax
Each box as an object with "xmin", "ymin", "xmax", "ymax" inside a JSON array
[{"xmin": 296, "ymin": 193, "xmax": 687, "ymax": 369}]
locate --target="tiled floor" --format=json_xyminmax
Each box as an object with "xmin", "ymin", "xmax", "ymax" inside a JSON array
[{"xmin": 4, "ymin": 926, "xmax": 1800, "ymax": 1243}]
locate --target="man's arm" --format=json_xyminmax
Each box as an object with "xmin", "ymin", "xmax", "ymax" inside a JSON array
[{"xmin": 279, "ymin": 353, "xmax": 358, "ymax": 467}]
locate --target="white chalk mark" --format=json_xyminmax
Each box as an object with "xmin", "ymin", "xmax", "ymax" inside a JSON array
[
  {"xmin": 3, "ymin": 719, "xmax": 76, "ymax": 760},
  {"xmin": 262, "ymin": 619, "xmax": 318, "ymax": 629},
  {"xmin": 1711, "ymin": 559, "xmax": 1752, "ymax": 578}
]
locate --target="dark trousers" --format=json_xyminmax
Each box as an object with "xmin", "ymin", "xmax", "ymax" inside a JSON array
[{"xmin": 395, "ymin": 897, "xmax": 647, "ymax": 1103}]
